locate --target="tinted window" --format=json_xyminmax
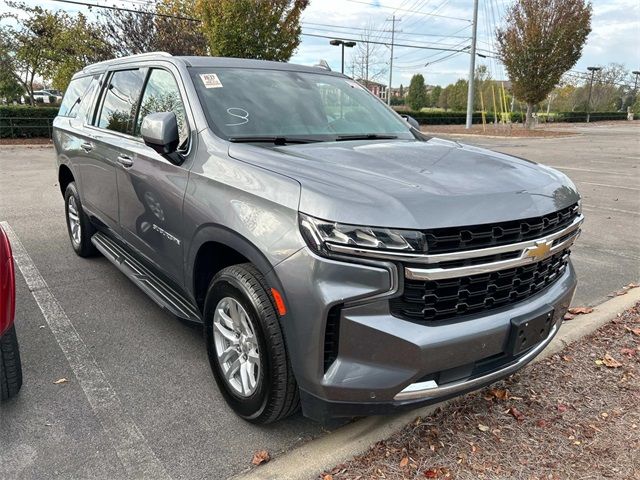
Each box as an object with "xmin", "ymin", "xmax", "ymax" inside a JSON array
[
  {"xmin": 97, "ymin": 69, "xmax": 146, "ymax": 134},
  {"xmin": 58, "ymin": 76, "xmax": 92, "ymax": 117},
  {"xmin": 136, "ymin": 69, "xmax": 188, "ymax": 147}
]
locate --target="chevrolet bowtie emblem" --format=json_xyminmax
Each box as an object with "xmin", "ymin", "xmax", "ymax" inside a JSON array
[{"xmin": 525, "ymin": 241, "xmax": 552, "ymax": 261}]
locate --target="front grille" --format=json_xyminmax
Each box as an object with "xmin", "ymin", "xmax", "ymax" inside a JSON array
[
  {"xmin": 390, "ymin": 250, "xmax": 570, "ymax": 322},
  {"xmin": 422, "ymin": 203, "xmax": 579, "ymax": 254}
]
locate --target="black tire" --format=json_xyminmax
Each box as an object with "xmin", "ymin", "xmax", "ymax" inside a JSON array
[
  {"xmin": 0, "ymin": 324, "xmax": 23, "ymax": 401},
  {"xmin": 64, "ymin": 182, "xmax": 97, "ymax": 257},
  {"xmin": 204, "ymin": 263, "xmax": 299, "ymax": 424}
]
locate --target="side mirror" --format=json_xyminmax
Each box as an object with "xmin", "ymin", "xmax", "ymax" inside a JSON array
[
  {"xmin": 401, "ymin": 114, "xmax": 420, "ymax": 130},
  {"xmin": 141, "ymin": 112, "xmax": 179, "ymax": 155}
]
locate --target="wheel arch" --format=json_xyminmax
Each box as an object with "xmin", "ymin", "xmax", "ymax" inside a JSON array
[
  {"xmin": 188, "ymin": 225, "xmax": 285, "ymax": 314},
  {"xmin": 58, "ymin": 163, "xmax": 75, "ymax": 197}
]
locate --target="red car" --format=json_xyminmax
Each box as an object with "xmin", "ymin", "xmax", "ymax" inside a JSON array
[{"xmin": 0, "ymin": 225, "xmax": 22, "ymax": 401}]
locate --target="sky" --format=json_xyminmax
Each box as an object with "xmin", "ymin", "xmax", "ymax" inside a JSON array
[{"xmin": 2, "ymin": 0, "xmax": 639, "ymax": 88}]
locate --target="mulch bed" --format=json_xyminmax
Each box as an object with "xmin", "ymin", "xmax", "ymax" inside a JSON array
[
  {"xmin": 0, "ymin": 138, "xmax": 53, "ymax": 145},
  {"xmin": 321, "ymin": 302, "xmax": 640, "ymax": 480}
]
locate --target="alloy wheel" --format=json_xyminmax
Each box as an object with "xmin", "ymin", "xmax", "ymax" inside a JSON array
[{"xmin": 212, "ymin": 297, "xmax": 261, "ymax": 397}]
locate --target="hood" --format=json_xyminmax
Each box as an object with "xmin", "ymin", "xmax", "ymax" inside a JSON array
[{"xmin": 228, "ymin": 138, "xmax": 579, "ymax": 229}]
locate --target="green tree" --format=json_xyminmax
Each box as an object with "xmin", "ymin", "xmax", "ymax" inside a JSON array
[
  {"xmin": 430, "ymin": 85, "xmax": 442, "ymax": 108},
  {"xmin": 496, "ymin": 0, "xmax": 592, "ymax": 127},
  {"xmin": 196, "ymin": 0, "xmax": 308, "ymax": 60},
  {"xmin": 155, "ymin": 0, "xmax": 208, "ymax": 55},
  {"xmin": 406, "ymin": 74, "xmax": 427, "ymax": 111},
  {"xmin": 0, "ymin": 2, "xmax": 64, "ymax": 104}
]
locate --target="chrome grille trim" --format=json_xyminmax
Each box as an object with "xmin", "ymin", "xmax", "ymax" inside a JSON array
[
  {"xmin": 326, "ymin": 214, "xmax": 583, "ymax": 268},
  {"xmin": 405, "ymin": 227, "xmax": 580, "ymax": 280}
]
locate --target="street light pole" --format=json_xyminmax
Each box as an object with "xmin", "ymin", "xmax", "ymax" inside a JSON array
[
  {"xmin": 386, "ymin": 15, "xmax": 399, "ymax": 105},
  {"xmin": 329, "ymin": 40, "xmax": 356, "ymax": 74},
  {"xmin": 586, "ymin": 66, "xmax": 601, "ymax": 123}
]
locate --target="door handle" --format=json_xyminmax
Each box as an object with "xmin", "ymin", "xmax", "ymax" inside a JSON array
[
  {"xmin": 80, "ymin": 142, "xmax": 93, "ymax": 152},
  {"xmin": 117, "ymin": 155, "xmax": 134, "ymax": 168}
]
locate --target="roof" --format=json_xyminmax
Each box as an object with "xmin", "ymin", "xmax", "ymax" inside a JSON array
[{"xmin": 81, "ymin": 52, "xmax": 345, "ymax": 77}]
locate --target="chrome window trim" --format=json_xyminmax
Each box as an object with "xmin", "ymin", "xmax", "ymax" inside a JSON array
[{"xmin": 325, "ymin": 214, "xmax": 583, "ymax": 265}]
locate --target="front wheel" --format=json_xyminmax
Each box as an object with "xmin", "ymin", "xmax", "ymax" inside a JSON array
[{"xmin": 204, "ymin": 264, "xmax": 299, "ymax": 424}]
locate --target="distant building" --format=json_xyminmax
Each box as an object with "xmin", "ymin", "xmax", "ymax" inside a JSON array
[{"xmin": 356, "ymin": 79, "xmax": 387, "ymax": 100}]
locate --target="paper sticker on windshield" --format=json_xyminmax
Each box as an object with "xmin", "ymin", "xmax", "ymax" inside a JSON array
[
  {"xmin": 345, "ymin": 79, "xmax": 364, "ymax": 89},
  {"xmin": 200, "ymin": 73, "xmax": 223, "ymax": 88}
]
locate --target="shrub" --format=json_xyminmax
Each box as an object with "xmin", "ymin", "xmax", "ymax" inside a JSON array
[
  {"xmin": 395, "ymin": 109, "xmax": 629, "ymax": 125},
  {"xmin": 0, "ymin": 106, "xmax": 59, "ymax": 138}
]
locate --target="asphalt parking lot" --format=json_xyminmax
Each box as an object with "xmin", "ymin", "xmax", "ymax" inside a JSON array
[{"xmin": 1, "ymin": 122, "xmax": 638, "ymax": 479}]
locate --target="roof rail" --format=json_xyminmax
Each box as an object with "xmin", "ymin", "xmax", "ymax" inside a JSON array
[{"xmin": 83, "ymin": 51, "xmax": 173, "ymax": 71}]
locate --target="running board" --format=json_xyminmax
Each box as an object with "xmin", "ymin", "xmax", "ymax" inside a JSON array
[{"xmin": 91, "ymin": 232, "xmax": 201, "ymax": 323}]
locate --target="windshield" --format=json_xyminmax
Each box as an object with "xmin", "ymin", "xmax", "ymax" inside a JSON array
[{"xmin": 190, "ymin": 67, "xmax": 414, "ymax": 141}]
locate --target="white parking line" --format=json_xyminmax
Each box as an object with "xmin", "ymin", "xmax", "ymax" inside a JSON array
[
  {"xmin": 548, "ymin": 165, "xmax": 628, "ymax": 175},
  {"xmin": 578, "ymin": 181, "xmax": 640, "ymax": 192},
  {"xmin": 1, "ymin": 221, "xmax": 170, "ymax": 480},
  {"xmin": 582, "ymin": 205, "xmax": 640, "ymax": 216}
]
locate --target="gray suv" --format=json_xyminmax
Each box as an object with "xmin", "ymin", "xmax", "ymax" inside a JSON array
[{"xmin": 53, "ymin": 52, "xmax": 582, "ymax": 424}]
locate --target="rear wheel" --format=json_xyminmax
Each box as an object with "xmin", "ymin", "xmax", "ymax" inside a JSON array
[
  {"xmin": 0, "ymin": 324, "xmax": 23, "ymax": 401},
  {"xmin": 64, "ymin": 182, "xmax": 97, "ymax": 257},
  {"xmin": 204, "ymin": 264, "xmax": 299, "ymax": 424}
]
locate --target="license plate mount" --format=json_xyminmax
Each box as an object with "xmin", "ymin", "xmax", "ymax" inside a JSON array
[{"xmin": 508, "ymin": 308, "xmax": 555, "ymax": 356}]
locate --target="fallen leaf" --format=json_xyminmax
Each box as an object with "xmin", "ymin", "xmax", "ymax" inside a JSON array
[
  {"xmin": 509, "ymin": 406, "xmax": 525, "ymax": 422},
  {"xmin": 568, "ymin": 306, "xmax": 594, "ymax": 315},
  {"xmin": 563, "ymin": 312, "xmax": 576, "ymax": 321},
  {"xmin": 614, "ymin": 289, "xmax": 628, "ymax": 296},
  {"xmin": 488, "ymin": 388, "xmax": 509, "ymax": 400},
  {"xmin": 627, "ymin": 282, "xmax": 639, "ymax": 289},
  {"xmin": 621, "ymin": 348, "xmax": 637, "ymax": 357},
  {"xmin": 562, "ymin": 355, "xmax": 573, "ymax": 362},
  {"xmin": 557, "ymin": 403, "xmax": 568, "ymax": 413},
  {"xmin": 423, "ymin": 469, "xmax": 438, "ymax": 478},
  {"xmin": 536, "ymin": 419, "xmax": 547, "ymax": 428},
  {"xmin": 478, "ymin": 424, "xmax": 490, "ymax": 432},
  {"xmin": 53, "ymin": 378, "xmax": 68, "ymax": 385},
  {"xmin": 251, "ymin": 450, "xmax": 270, "ymax": 466},
  {"xmin": 625, "ymin": 326, "xmax": 640, "ymax": 337},
  {"xmin": 601, "ymin": 353, "xmax": 622, "ymax": 368},
  {"xmin": 323, "ymin": 475, "xmax": 333, "ymax": 480},
  {"xmin": 400, "ymin": 457, "xmax": 409, "ymax": 468}
]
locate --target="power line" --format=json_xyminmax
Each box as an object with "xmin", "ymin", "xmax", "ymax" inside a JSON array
[
  {"xmin": 344, "ymin": 0, "xmax": 471, "ymax": 23},
  {"xmin": 301, "ymin": 21, "xmax": 470, "ymax": 38},
  {"xmin": 301, "ymin": 33, "xmax": 471, "ymax": 53},
  {"xmin": 48, "ymin": 0, "xmax": 199, "ymax": 21}
]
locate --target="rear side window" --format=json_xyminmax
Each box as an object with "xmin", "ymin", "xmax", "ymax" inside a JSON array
[
  {"xmin": 58, "ymin": 76, "xmax": 92, "ymax": 118},
  {"xmin": 97, "ymin": 69, "xmax": 147, "ymax": 135},
  {"xmin": 135, "ymin": 69, "xmax": 189, "ymax": 147}
]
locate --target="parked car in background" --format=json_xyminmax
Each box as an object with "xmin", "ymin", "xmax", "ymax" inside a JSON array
[
  {"xmin": 0, "ymin": 225, "xmax": 23, "ymax": 401},
  {"xmin": 29, "ymin": 90, "xmax": 62, "ymax": 104},
  {"xmin": 53, "ymin": 52, "xmax": 582, "ymax": 424}
]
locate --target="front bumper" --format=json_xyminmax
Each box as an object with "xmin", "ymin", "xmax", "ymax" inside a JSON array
[{"xmin": 274, "ymin": 247, "xmax": 576, "ymax": 422}]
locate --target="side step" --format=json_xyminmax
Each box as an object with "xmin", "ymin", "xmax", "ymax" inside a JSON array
[{"xmin": 91, "ymin": 232, "xmax": 202, "ymax": 323}]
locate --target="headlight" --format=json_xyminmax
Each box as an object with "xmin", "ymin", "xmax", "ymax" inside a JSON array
[{"xmin": 299, "ymin": 213, "xmax": 427, "ymax": 255}]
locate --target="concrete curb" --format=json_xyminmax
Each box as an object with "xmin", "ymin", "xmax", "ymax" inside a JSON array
[{"xmin": 233, "ymin": 288, "xmax": 640, "ymax": 480}]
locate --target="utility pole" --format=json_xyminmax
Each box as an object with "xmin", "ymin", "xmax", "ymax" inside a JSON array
[
  {"xmin": 387, "ymin": 15, "xmax": 399, "ymax": 105},
  {"xmin": 465, "ymin": 0, "xmax": 479, "ymax": 129},
  {"xmin": 586, "ymin": 66, "xmax": 601, "ymax": 123}
]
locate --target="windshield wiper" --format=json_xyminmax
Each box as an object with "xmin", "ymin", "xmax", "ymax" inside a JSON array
[
  {"xmin": 335, "ymin": 134, "xmax": 398, "ymax": 141},
  {"xmin": 228, "ymin": 136, "xmax": 321, "ymax": 145}
]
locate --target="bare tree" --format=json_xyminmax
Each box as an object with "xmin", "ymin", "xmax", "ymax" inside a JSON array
[
  {"xmin": 349, "ymin": 21, "xmax": 387, "ymax": 86},
  {"xmin": 496, "ymin": 0, "xmax": 592, "ymax": 127}
]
